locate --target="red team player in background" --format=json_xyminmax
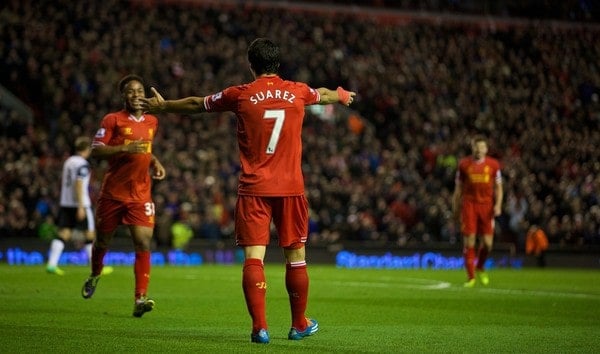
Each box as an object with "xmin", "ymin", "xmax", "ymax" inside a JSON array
[
  {"xmin": 82, "ymin": 74, "xmax": 166, "ymax": 318},
  {"xmin": 452, "ymin": 135, "xmax": 503, "ymax": 287},
  {"xmin": 142, "ymin": 38, "xmax": 356, "ymax": 343}
]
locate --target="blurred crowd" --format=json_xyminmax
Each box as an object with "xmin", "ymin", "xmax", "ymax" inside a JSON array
[
  {"xmin": 1, "ymin": 0, "xmax": 599, "ymax": 251},
  {"xmin": 301, "ymin": 0, "xmax": 600, "ymax": 23}
]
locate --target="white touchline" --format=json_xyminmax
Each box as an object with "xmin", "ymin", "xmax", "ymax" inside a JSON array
[{"xmin": 329, "ymin": 279, "xmax": 452, "ymax": 290}]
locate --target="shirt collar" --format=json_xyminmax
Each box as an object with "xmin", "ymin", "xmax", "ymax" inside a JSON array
[{"xmin": 128, "ymin": 114, "xmax": 145, "ymax": 122}]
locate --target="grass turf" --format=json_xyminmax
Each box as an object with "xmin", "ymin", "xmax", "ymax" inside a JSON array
[{"xmin": 0, "ymin": 264, "xmax": 598, "ymax": 353}]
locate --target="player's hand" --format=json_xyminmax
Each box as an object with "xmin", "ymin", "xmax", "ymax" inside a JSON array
[
  {"xmin": 494, "ymin": 204, "xmax": 502, "ymax": 217},
  {"xmin": 337, "ymin": 87, "xmax": 356, "ymax": 106},
  {"xmin": 140, "ymin": 87, "xmax": 165, "ymax": 113},
  {"xmin": 124, "ymin": 140, "xmax": 150, "ymax": 154},
  {"xmin": 76, "ymin": 206, "xmax": 85, "ymax": 221},
  {"xmin": 151, "ymin": 159, "xmax": 166, "ymax": 180}
]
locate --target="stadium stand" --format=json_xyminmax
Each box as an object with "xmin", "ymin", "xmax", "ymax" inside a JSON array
[{"xmin": 0, "ymin": 0, "xmax": 598, "ymax": 254}]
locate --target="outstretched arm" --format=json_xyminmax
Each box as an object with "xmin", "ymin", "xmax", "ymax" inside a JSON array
[
  {"xmin": 493, "ymin": 181, "xmax": 503, "ymax": 217},
  {"xmin": 317, "ymin": 87, "xmax": 356, "ymax": 106},
  {"xmin": 452, "ymin": 181, "xmax": 462, "ymax": 222},
  {"xmin": 91, "ymin": 140, "xmax": 150, "ymax": 159},
  {"xmin": 141, "ymin": 87, "xmax": 207, "ymax": 115}
]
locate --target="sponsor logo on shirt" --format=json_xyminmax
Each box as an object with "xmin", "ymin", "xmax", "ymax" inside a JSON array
[
  {"xmin": 468, "ymin": 165, "xmax": 492, "ymax": 183},
  {"xmin": 469, "ymin": 173, "xmax": 490, "ymax": 183}
]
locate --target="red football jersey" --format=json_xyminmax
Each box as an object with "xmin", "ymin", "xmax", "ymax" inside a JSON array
[
  {"xmin": 456, "ymin": 156, "xmax": 502, "ymax": 204},
  {"xmin": 92, "ymin": 110, "xmax": 158, "ymax": 202},
  {"xmin": 204, "ymin": 75, "xmax": 320, "ymax": 196}
]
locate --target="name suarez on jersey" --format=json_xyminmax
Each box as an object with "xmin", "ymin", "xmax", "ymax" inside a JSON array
[{"xmin": 249, "ymin": 89, "xmax": 296, "ymax": 105}]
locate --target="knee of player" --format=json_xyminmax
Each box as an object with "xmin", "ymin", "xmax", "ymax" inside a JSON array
[
  {"xmin": 57, "ymin": 228, "xmax": 72, "ymax": 241},
  {"xmin": 283, "ymin": 243, "xmax": 306, "ymax": 262}
]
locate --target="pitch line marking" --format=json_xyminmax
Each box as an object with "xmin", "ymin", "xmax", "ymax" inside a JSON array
[{"xmin": 330, "ymin": 278, "xmax": 452, "ymax": 290}]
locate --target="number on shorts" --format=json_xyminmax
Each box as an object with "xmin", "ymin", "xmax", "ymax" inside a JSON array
[{"xmin": 144, "ymin": 202, "xmax": 155, "ymax": 216}]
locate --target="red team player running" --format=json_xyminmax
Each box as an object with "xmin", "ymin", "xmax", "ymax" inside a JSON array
[
  {"xmin": 142, "ymin": 38, "xmax": 356, "ymax": 343},
  {"xmin": 82, "ymin": 75, "xmax": 166, "ymax": 317},
  {"xmin": 452, "ymin": 135, "xmax": 503, "ymax": 287}
]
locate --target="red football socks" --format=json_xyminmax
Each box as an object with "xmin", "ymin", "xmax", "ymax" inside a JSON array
[
  {"xmin": 243, "ymin": 258, "xmax": 267, "ymax": 332},
  {"xmin": 476, "ymin": 246, "xmax": 489, "ymax": 271},
  {"xmin": 286, "ymin": 261, "xmax": 309, "ymax": 331},
  {"xmin": 134, "ymin": 251, "xmax": 151, "ymax": 299}
]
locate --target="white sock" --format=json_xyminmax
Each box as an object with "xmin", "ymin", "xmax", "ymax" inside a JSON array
[
  {"xmin": 47, "ymin": 239, "xmax": 65, "ymax": 268},
  {"xmin": 84, "ymin": 243, "xmax": 93, "ymax": 264}
]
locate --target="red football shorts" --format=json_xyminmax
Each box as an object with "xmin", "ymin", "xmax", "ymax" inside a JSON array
[
  {"xmin": 460, "ymin": 200, "xmax": 495, "ymax": 236},
  {"xmin": 235, "ymin": 195, "xmax": 309, "ymax": 248},
  {"xmin": 95, "ymin": 196, "xmax": 155, "ymax": 233}
]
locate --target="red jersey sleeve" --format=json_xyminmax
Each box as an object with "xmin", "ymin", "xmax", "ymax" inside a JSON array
[
  {"xmin": 204, "ymin": 86, "xmax": 242, "ymax": 112},
  {"xmin": 92, "ymin": 113, "xmax": 117, "ymax": 147},
  {"xmin": 295, "ymin": 82, "xmax": 320, "ymax": 105}
]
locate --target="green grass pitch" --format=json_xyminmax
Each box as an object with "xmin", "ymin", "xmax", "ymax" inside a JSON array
[{"xmin": 0, "ymin": 264, "xmax": 599, "ymax": 353}]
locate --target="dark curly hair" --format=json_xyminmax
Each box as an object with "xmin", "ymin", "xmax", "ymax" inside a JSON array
[{"xmin": 247, "ymin": 38, "xmax": 280, "ymax": 75}]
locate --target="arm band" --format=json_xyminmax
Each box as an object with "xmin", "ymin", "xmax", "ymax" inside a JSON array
[{"xmin": 336, "ymin": 86, "xmax": 351, "ymax": 105}]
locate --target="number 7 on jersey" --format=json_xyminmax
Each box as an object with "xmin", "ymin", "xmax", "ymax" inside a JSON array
[{"xmin": 263, "ymin": 109, "xmax": 285, "ymax": 154}]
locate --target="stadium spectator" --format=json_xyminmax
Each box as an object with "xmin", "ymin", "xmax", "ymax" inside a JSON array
[
  {"xmin": 80, "ymin": 75, "xmax": 166, "ymax": 318},
  {"xmin": 505, "ymin": 190, "xmax": 529, "ymax": 247},
  {"xmin": 142, "ymin": 38, "xmax": 355, "ymax": 343},
  {"xmin": 525, "ymin": 223, "xmax": 549, "ymax": 267}
]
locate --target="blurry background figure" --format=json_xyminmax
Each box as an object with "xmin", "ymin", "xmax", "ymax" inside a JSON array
[
  {"xmin": 38, "ymin": 215, "xmax": 58, "ymax": 243},
  {"xmin": 46, "ymin": 136, "xmax": 113, "ymax": 275},
  {"xmin": 525, "ymin": 223, "xmax": 549, "ymax": 267},
  {"xmin": 170, "ymin": 202, "xmax": 195, "ymax": 250},
  {"xmin": 453, "ymin": 135, "xmax": 503, "ymax": 287},
  {"xmin": 505, "ymin": 189, "xmax": 528, "ymax": 247}
]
